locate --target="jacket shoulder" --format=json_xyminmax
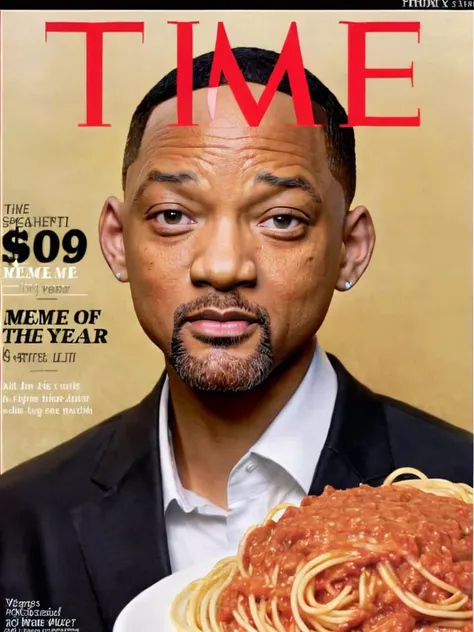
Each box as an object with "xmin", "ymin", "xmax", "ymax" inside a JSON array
[
  {"xmin": 0, "ymin": 406, "xmax": 129, "ymax": 504},
  {"xmin": 381, "ymin": 395, "xmax": 473, "ymax": 482}
]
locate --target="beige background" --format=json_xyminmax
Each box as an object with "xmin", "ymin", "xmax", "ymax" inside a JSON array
[{"xmin": 1, "ymin": 11, "xmax": 472, "ymax": 472}]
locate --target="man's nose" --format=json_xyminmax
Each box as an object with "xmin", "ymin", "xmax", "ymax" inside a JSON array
[{"xmin": 190, "ymin": 218, "xmax": 257, "ymax": 291}]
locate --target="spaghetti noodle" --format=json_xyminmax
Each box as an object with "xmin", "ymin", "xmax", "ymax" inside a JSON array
[{"xmin": 170, "ymin": 468, "xmax": 473, "ymax": 631}]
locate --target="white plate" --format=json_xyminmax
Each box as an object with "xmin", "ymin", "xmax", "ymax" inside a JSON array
[{"xmin": 113, "ymin": 555, "xmax": 228, "ymax": 632}]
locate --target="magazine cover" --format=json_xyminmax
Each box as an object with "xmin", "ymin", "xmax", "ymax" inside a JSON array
[{"xmin": 0, "ymin": 8, "xmax": 472, "ymax": 632}]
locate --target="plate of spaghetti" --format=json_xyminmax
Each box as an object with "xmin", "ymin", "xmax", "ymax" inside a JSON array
[{"xmin": 114, "ymin": 468, "xmax": 473, "ymax": 632}]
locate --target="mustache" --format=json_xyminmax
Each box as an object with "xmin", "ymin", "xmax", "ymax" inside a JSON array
[{"xmin": 173, "ymin": 291, "xmax": 270, "ymax": 329}]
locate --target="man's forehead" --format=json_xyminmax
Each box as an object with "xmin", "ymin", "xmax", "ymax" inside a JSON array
[
  {"xmin": 149, "ymin": 83, "xmax": 297, "ymax": 125},
  {"xmin": 125, "ymin": 84, "xmax": 343, "ymax": 208},
  {"xmin": 139, "ymin": 84, "xmax": 327, "ymax": 157}
]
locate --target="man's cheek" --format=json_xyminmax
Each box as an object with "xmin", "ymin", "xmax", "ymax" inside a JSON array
[{"xmin": 269, "ymin": 274, "xmax": 316, "ymax": 303}]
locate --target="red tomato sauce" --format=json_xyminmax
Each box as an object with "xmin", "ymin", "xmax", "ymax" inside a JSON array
[{"xmin": 217, "ymin": 485, "xmax": 472, "ymax": 631}]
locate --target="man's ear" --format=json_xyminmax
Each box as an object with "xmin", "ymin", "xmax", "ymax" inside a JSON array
[
  {"xmin": 98, "ymin": 195, "xmax": 129, "ymax": 282},
  {"xmin": 336, "ymin": 205, "xmax": 376, "ymax": 291}
]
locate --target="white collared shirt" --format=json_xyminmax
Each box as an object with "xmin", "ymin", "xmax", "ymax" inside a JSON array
[{"xmin": 159, "ymin": 344, "xmax": 338, "ymax": 572}]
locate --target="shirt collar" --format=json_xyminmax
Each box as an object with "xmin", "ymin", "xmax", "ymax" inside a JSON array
[
  {"xmin": 249, "ymin": 343, "xmax": 337, "ymax": 493},
  {"xmin": 159, "ymin": 379, "xmax": 197, "ymax": 512},
  {"xmin": 159, "ymin": 342, "xmax": 338, "ymax": 510}
]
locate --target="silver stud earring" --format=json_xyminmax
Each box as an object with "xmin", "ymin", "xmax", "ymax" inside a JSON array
[
  {"xmin": 115, "ymin": 272, "xmax": 122, "ymax": 280},
  {"xmin": 345, "ymin": 280, "xmax": 353, "ymax": 290}
]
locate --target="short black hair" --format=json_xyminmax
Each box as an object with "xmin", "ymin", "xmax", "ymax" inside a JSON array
[{"xmin": 122, "ymin": 47, "xmax": 356, "ymax": 205}]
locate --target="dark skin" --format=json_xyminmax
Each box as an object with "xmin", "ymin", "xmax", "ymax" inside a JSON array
[{"xmin": 99, "ymin": 84, "xmax": 376, "ymax": 508}]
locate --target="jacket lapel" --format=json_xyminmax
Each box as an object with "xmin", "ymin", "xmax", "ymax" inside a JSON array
[
  {"xmin": 70, "ymin": 378, "xmax": 171, "ymax": 631},
  {"xmin": 309, "ymin": 354, "xmax": 395, "ymax": 495}
]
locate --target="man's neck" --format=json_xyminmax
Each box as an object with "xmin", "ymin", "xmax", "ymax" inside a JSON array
[{"xmin": 166, "ymin": 339, "xmax": 317, "ymax": 509}]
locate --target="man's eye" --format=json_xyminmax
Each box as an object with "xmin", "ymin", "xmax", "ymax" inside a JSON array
[
  {"xmin": 260, "ymin": 214, "xmax": 301, "ymax": 230},
  {"xmin": 154, "ymin": 210, "xmax": 193, "ymax": 226}
]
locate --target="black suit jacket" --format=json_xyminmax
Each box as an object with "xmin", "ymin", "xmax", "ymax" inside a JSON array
[{"xmin": 0, "ymin": 355, "xmax": 472, "ymax": 632}]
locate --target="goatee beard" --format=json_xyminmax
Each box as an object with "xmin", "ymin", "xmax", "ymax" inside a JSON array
[{"xmin": 170, "ymin": 291, "xmax": 274, "ymax": 392}]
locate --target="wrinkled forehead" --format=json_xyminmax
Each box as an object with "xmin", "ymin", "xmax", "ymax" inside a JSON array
[
  {"xmin": 145, "ymin": 82, "xmax": 327, "ymax": 126},
  {"xmin": 126, "ymin": 84, "xmax": 332, "ymax": 192}
]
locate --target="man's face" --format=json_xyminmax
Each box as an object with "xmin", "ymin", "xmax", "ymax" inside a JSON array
[{"xmin": 100, "ymin": 84, "xmax": 369, "ymax": 391}]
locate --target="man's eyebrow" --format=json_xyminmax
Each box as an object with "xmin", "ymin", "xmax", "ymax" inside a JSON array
[
  {"xmin": 255, "ymin": 171, "xmax": 322, "ymax": 204},
  {"xmin": 133, "ymin": 170, "xmax": 199, "ymax": 203}
]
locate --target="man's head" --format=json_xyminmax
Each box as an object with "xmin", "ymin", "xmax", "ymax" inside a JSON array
[{"xmin": 99, "ymin": 47, "xmax": 375, "ymax": 392}]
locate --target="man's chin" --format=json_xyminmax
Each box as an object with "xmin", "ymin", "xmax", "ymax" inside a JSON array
[{"xmin": 170, "ymin": 348, "xmax": 274, "ymax": 392}]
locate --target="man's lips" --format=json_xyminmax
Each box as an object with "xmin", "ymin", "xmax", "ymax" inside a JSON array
[{"xmin": 185, "ymin": 309, "xmax": 258, "ymax": 338}]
